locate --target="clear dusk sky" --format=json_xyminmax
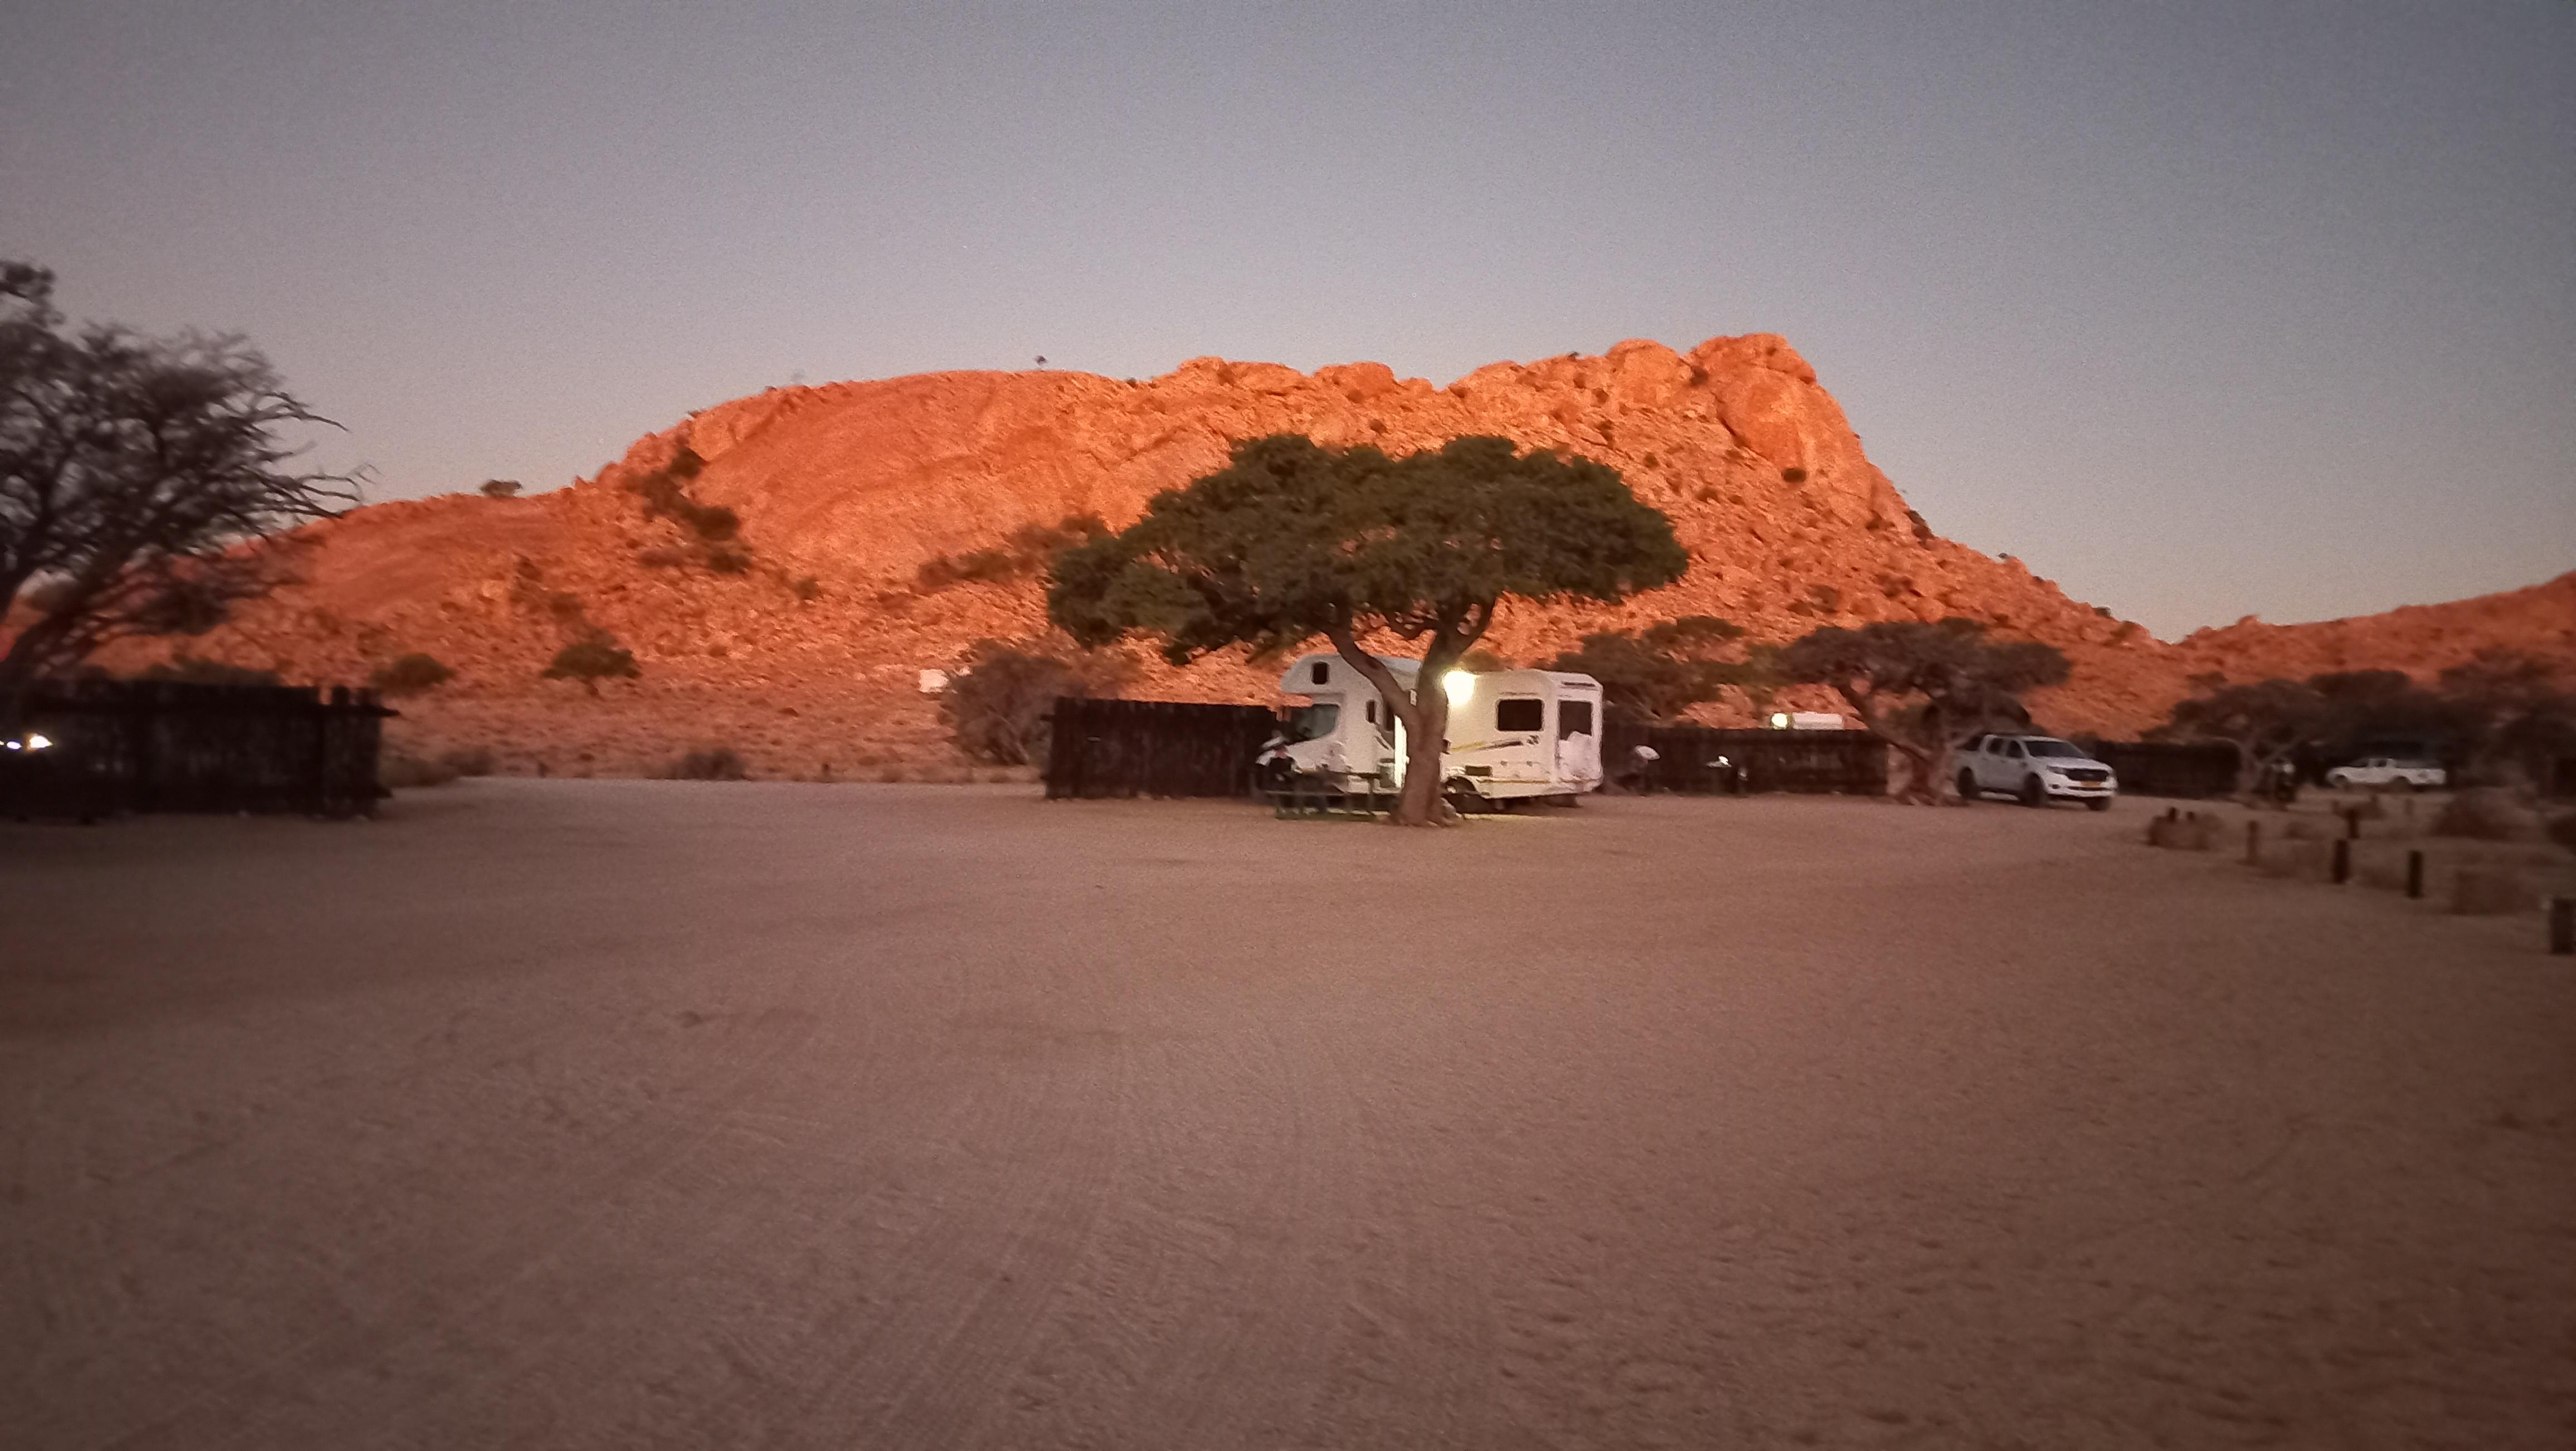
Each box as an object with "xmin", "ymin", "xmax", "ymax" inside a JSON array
[{"xmin": 5, "ymin": 1, "xmax": 2570, "ymax": 639}]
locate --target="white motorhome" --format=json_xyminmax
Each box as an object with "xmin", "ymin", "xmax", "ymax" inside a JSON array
[{"xmin": 1260, "ymin": 653, "xmax": 1606, "ymax": 805}]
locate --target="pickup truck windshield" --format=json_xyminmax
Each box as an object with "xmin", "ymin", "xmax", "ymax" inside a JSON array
[{"xmin": 2024, "ymin": 740, "xmax": 2087, "ymax": 758}]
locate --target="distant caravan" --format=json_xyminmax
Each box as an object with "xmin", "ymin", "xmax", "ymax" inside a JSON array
[{"xmin": 1256, "ymin": 654, "xmax": 1606, "ymax": 810}]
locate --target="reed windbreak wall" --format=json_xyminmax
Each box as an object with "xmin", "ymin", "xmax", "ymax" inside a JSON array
[
  {"xmin": 1, "ymin": 680, "xmax": 391, "ymax": 819},
  {"xmin": 1043, "ymin": 697, "xmax": 1282, "ymax": 800}
]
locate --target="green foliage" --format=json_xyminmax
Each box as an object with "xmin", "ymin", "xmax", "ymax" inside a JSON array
[
  {"xmin": 916, "ymin": 515, "xmax": 1109, "ymax": 592},
  {"xmin": 1545, "ymin": 616, "xmax": 1755, "ymax": 723},
  {"xmin": 139, "ymin": 655, "xmax": 283, "ymax": 688},
  {"xmin": 626, "ymin": 449, "xmax": 750, "ymax": 566},
  {"xmin": 479, "ymin": 479, "xmax": 522, "ymax": 499},
  {"xmin": 1048, "ymin": 435, "xmax": 1685, "ymax": 666},
  {"xmin": 2159, "ymin": 676, "xmax": 2328, "ymax": 791},
  {"xmin": 1775, "ymin": 619, "xmax": 2070, "ymax": 801},
  {"xmin": 541, "ymin": 637, "xmax": 640, "ymax": 697},
  {"xmin": 368, "ymin": 652, "xmax": 455, "ymax": 696},
  {"xmin": 939, "ymin": 637, "xmax": 1125, "ymax": 766}
]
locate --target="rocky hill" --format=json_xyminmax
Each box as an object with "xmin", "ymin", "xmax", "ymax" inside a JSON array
[{"xmin": 80, "ymin": 335, "xmax": 2576, "ymax": 779}]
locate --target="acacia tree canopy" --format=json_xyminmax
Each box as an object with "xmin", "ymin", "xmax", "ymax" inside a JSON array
[
  {"xmin": 1047, "ymin": 433, "xmax": 1687, "ymax": 824},
  {"xmin": 1774, "ymin": 619, "xmax": 2070, "ymax": 803},
  {"xmin": 0, "ymin": 261, "xmax": 356, "ymax": 711},
  {"xmin": 1545, "ymin": 615, "xmax": 1758, "ymax": 723}
]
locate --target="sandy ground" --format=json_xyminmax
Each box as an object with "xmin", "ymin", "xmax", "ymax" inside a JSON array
[{"xmin": 4, "ymin": 783, "xmax": 2572, "ymax": 1450}]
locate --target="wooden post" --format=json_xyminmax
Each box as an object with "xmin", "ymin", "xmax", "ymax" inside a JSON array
[
  {"xmin": 2345, "ymin": 808, "xmax": 2361, "ymax": 840},
  {"xmin": 2551, "ymin": 897, "xmax": 2574, "ymax": 956},
  {"xmin": 2245, "ymin": 820, "xmax": 2261, "ymax": 864},
  {"xmin": 2406, "ymin": 850, "xmax": 2425, "ymax": 900},
  {"xmin": 2331, "ymin": 838, "xmax": 2351, "ymax": 885}
]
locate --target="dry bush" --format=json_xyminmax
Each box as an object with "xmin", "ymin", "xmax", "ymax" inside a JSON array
[
  {"xmin": 666, "ymin": 746, "xmax": 749, "ymax": 781},
  {"xmin": 2451, "ymin": 868, "xmax": 2530, "ymax": 916},
  {"xmin": 2146, "ymin": 813, "xmax": 2222, "ymax": 850},
  {"xmin": 940, "ymin": 637, "xmax": 1124, "ymax": 766},
  {"xmin": 368, "ymin": 652, "xmax": 454, "ymax": 696},
  {"xmin": 379, "ymin": 751, "xmax": 460, "ymax": 789},
  {"xmin": 2433, "ymin": 788, "xmax": 2544, "ymax": 842}
]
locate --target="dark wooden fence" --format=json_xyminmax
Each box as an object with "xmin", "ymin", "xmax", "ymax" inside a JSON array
[
  {"xmin": 2078, "ymin": 741, "xmax": 2241, "ymax": 799},
  {"xmin": 1, "ymin": 679, "xmax": 392, "ymax": 819},
  {"xmin": 1043, "ymin": 697, "xmax": 1282, "ymax": 800},
  {"xmin": 1603, "ymin": 723, "xmax": 1889, "ymax": 795}
]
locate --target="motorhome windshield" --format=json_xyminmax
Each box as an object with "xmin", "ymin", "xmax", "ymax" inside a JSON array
[
  {"xmin": 1286, "ymin": 703, "xmax": 1339, "ymax": 742},
  {"xmin": 2025, "ymin": 740, "xmax": 2086, "ymax": 758}
]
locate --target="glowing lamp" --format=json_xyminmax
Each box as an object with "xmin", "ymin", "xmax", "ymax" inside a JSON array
[
  {"xmin": 1443, "ymin": 670, "xmax": 1477, "ymax": 707},
  {"xmin": 1768, "ymin": 712, "xmax": 1790, "ymax": 729},
  {"xmin": 26, "ymin": 733, "xmax": 50, "ymax": 751}
]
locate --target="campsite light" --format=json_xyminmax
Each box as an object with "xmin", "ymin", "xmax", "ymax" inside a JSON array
[
  {"xmin": 25, "ymin": 733, "xmax": 50, "ymax": 751},
  {"xmin": 1443, "ymin": 669, "xmax": 1476, "ymax": 707},
  {"xmin": 1768, "ymin": 712, "xmax": 1790, "ymax": 729}
]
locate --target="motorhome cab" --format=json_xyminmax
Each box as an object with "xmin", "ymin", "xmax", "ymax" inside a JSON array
[{"xmin": 1262, "ymin": 653, "xmax": 1606, "ymax": 805}]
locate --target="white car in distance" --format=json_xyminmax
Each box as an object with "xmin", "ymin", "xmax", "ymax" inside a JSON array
[
  {"xmin": 1957, "ymin": 733, "xmax": 2118, "ymax": 810},
  {"xmin": 2324, "ymin": 757, "xmax": 2446, "ymax": 791}
]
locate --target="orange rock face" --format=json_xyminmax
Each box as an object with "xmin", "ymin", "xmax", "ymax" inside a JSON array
[{"xmin": 62, "ymin": 336, "xmax": 2576, "ymax": 779}]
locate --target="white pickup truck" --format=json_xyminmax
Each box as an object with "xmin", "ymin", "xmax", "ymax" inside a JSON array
[
  {"xmin": 2324, "ymin": 757, "xmax": 2446, "ymax": 790},
  {"xmin": 1956, "ymin": 733, "xmax": 2118, "ymax": 810}
]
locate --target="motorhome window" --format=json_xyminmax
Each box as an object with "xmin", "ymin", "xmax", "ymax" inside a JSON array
[
  {"xmin": 1559, "ymin": 700, "xmax": 1594, "ymax": 737},
  {"xmin": 1310, "ymin": 663, "xmax": 1329, "ymax": 685},
  {"xmin": 1287, "ymin": 703, "xmax": 1339, "ymax": 742},
  {"xmin": 1495, "ymin": 698, "xmax": 1544, "ymax": 732},
  {"xmin": 1363, "ymin": 699, "xmax": 1374, "ymax": 724}
]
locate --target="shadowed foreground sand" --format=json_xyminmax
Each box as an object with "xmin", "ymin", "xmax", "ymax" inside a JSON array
[{"xmin": 4, "ymin": 783, "xmax": 2572, "ymax": 1449}]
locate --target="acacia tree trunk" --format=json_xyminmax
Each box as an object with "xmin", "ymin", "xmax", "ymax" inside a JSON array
[{"xmin": 1325, "ymin": 612, "xmax": 1479, "ymax": 826}]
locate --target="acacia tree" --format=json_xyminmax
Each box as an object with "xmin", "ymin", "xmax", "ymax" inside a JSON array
[
  {"xmin": 1774, "ymin": 619, "xmax": 2070, "ymax": 803},
  {"xmin": 1544, "ymin": 616, "xmax": 1760, "ymax": 723},
  {"xmin": 2437, "ymin": 649, "xmax": 2576, "ymax": 787},
  {"xmin": 1, "ymin": 262, "xmax": 356, "ymax": 715},
  {"xmin": 1047, "ymin": 434, "xmax": 1687, "ymax": 824},
  {"xmin": 2155, "ymin": 675, "xmax": 2329, "ymax": 800},
  {"xmin": 939, "ymin": 636, "xmax": 1126, "ymax": 767}
]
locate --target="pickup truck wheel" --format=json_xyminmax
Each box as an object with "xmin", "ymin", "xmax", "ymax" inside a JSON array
[
  {"xmin": 2326, "ymin": 771, "xmax": 2352, "ymax": 788},
  {"xmin": 2020, "ymin": 775, "xmax": 2046, "ymax": 807},
  {"xmin": 2086, "ymin": 796, "xmax": 2112, "ymax": 812},
  {"xmin": 2393, "ymin": 780, "xmax": 2416, "ymax": 793},
  {"xmin": 1957, "ymin": 768, "xmax": 1979, "ymax": 802}
]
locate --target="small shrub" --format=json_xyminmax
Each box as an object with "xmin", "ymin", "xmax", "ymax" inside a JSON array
[
  {"xmin": 790, "ymin": 575, "xmax": 822, "ymax": 603},
  {"xmin": 1906, "ymin": 509, "xmax": 1934, "ymax": 543},
  {"xmin": 542, "ymin": 637, "xmax": 641, "ymax": 696},
  {"xmin": 685, "ymin": 504, "xmax": 740, "ymax": 543},
  {"xmin": 1780, "ymin": 466, "xmax": 1808, "ymax": 484},
  {"xmin": 705, "ymin": 546, "xmax": 753, "ymax": 575},
  {"xmin": 667, "ymin": 445, "xmax": 704, "ymax": 480},
  {"xmin": 1687, "ymin": 366, "xmax": 1709, "ymax": 386},
  {"xmin": 379, "ymin": 751, "xmax": 461, "ymax": 789},
  {"xmin": 2433, "ymin": 787, "xmax": 2543, "ymax": 842},
  {"xmin": 369, "ymin": 653, "xmax": 455, "ymax": 696},
  {"xmin": 941, "ymin": 637, "xmax": 1125, "ymax": 765},
  {"xmin": 2146, "ymin": 814, "xmax": 2221, "ymax": 850},
  {"xmin": 479, "ymin": 479, "xmax": 523, "ymax": 499},
  {"xmin": 667, "ymin": 746, "xmax": 749, "ymax": 781}
]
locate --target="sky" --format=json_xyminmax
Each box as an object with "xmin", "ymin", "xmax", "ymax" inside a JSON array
[{"xmin": 4, "ymin": 1, "xmax": 2570, "ymax": 640}]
